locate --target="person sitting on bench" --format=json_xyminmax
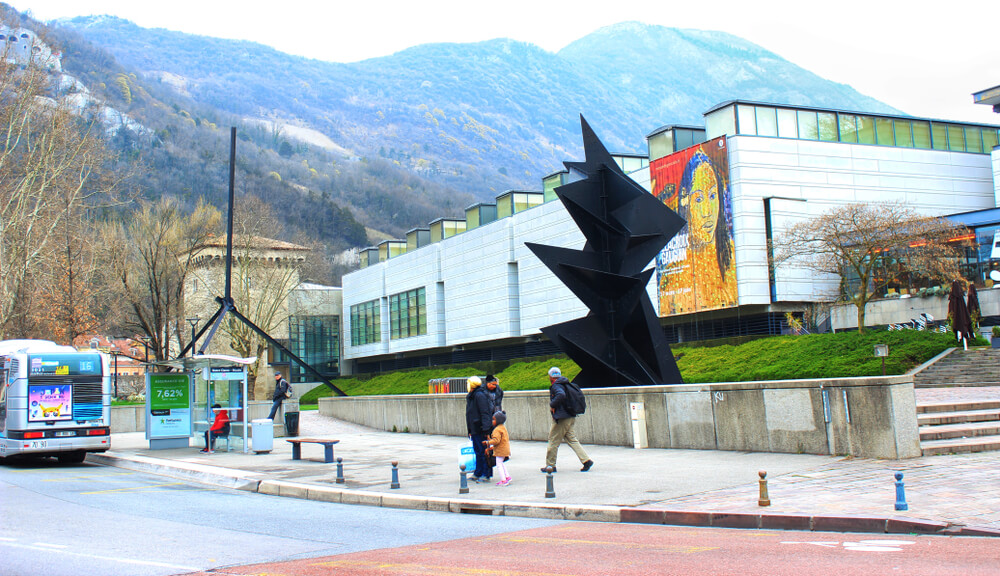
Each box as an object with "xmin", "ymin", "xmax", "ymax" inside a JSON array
[{"xmin": 200, "ymin": 404, "xmax": 230, "ymax": 453}]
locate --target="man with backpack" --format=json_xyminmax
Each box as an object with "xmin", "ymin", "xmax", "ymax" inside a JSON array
[{"xmin": 541, "ymin": 366, "xmax": 594, "ymax": 473}]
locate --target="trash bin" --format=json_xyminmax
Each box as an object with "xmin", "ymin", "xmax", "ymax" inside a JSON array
[
  {"xmin": 283, "ymin": 411, "xmax": 299, "ymax": 437},
  {"xmin": 251, "ymin": 419, "xmax": 273, "ymax": 453}
]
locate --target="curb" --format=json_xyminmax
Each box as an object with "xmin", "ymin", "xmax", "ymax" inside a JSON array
[{"xmin": 92, "ymin": 452, "xmax": 997, "ymax": 538}]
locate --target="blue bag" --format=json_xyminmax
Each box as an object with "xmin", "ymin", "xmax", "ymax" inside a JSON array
[{"xmin": 458, "ymin": 439, "xmax": 476, "ymax": 472}]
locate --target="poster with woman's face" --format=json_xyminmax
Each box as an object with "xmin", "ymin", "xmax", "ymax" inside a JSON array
[{"xmin": 652, "ymin": 136, "xmax": 737, "ymax": 316}]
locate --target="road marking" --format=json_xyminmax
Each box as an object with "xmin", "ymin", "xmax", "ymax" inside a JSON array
[
  {"xmin": 32, "ymin": 542, "xmax": 68, "ymax": 549},
  {"xmin": 782, "ymin": 540, "xmax": 915, "ymax": 552},
  {"xmin": 43, "ymin": 472, "xmax": 135, "ymax": 482},
  {"xmin": 81, "ymin": 482, "xmax": 187, "ymax": 494},
  {"xmin": 494, "ymin": 535, "xmax": 716, "ymax": 554},
  {"xmin": 312, "ymin": 559, "xmax": 570, "ymax": 575},
  {"xmin": 0, "ymin": 541, "xmax": 200, "ymax": 571}
]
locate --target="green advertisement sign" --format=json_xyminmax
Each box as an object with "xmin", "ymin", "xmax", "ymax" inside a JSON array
[{"xmin": 149, "ymin": 374, "xmax": 190, "ymax": 410}]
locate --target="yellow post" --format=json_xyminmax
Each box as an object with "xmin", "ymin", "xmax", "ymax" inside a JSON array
[{"xmin": 758, "ymin": 470, "xmax": 771, "ymax": 507}]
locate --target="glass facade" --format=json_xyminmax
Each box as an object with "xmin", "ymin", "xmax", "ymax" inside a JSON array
[
  {"xmin": 497, "ymin": 191, "xmax": 544, "ymax": 218},
  {"xmin": 350, "ymin": 300, "xmax": 380, "ymax": 346},
  {"xmin": 389, "ymin": 287, "xmax": 426, "ymax": 340},
  {"xmin": 288, "ymin": 315, "xmax": 339, "ymax": 383},
  {"xmin": 542, "ymin": 172, "xmax": 567, "ymax": 203},
  {"xmin": 708, "ymin": 101, "xmax": 1000, "ymax": 153}
]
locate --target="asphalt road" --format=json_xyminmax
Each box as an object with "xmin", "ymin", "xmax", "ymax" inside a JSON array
[{"xmin": 0, "ymin": 458, "xmax": 559, "ymax": 576}]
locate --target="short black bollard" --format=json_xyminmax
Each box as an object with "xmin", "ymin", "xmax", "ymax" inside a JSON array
[
  {"xmin": 544, "ymin": 466, "xmax": 556, "ymax": 499},
  {"xmin": 336, "ymin": 457, "xmax": 345, "ymax": 484},
  {"xmin": 758, "ymin": 470, "xmax": 771, "ymax": 507},
  {"xmin": 894, "ymin": 472, "xmax": 908, "ymax": 511},
  {"xmin": 390, "ymin": 461, "xmax": 400, "ymax": 489},
  {"xmin": 459, "ymin": 464, "xmax": 470, "ymax": 494}
]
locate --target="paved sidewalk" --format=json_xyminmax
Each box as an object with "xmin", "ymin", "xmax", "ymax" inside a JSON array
[{"xmin": 93, "ymin": 406, "xmax": 1000, "ymax": 537}]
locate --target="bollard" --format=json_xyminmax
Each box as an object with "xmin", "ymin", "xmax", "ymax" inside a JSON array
[
  {"xmin": 758, "ymin": 470, "xmax": 771, "ymax": 507},
  {"xmin": 390, "ymin": 461, "xmax": 401, "ymax": 489},
  {"xmin": 544, "ymin": 466, "xmax": 556, "ymax": 499},
  {"xmin": 459, "ymin": 464, "xmax": 470, "ymax": 494},
  {"xmin": 894, "ymin": 472, "xmax": 908, "ymax": 511},
  {"xmin": 336, "ymin": 457, "xmax": 345, "ymax": 484}
]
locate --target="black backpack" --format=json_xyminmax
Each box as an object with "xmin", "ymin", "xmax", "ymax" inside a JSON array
[{"xmin": 562, "ymin": 381, "xmax": 587, "ymax": 416}]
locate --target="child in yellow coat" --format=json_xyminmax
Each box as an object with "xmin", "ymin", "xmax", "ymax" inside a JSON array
[{"xmin": 484, "ymin": 411, "xmax": 511, "ymax": 486}]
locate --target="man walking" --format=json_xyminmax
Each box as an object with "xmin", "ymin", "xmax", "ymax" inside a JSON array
[
  {"xmin": 267, "ymin": 371, "xmax": 290, "ymax": 420},
  {"xmin": 542, "ymin": 366, "xmax": 594, "ymax": 473}
]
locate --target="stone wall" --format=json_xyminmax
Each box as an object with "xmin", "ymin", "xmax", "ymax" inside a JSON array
[{"xmin": 318, "ymin": 377, "xmax": 920, "ymax": 459}]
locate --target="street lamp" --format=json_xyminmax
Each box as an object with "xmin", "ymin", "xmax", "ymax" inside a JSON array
[
  {"xmin": 187, "ymin": 317, "xmax": 200, "ymax": 357},
  {"xmin": 139, "ymin": 335, "xmax": 150, "ymax": 364}
]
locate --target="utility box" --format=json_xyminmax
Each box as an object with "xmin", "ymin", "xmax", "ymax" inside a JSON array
[
  {"xmin": 629, "ymin": 402, "xmax": 648, "ymax": 449},
  {"xmin": 251, "ymin": 419, "xmax": 273, "ymax": 453}
]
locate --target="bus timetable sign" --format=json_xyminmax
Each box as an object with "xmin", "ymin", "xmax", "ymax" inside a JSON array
[{"xmin": 147, "ymin": 373, "xmax": 192, "ymax": 441}]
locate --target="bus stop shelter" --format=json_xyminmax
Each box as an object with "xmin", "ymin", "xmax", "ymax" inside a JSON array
[{"xmin": 147, "ymin": 355, "xmax": 255, "ymax": 453}]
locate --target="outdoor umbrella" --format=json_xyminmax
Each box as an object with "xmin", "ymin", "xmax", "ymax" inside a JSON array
[
  {"xmin": 967, "ymin": 284, "xmax": 981, "ymax": 333},
  {"xmin": 948, "ymin": 280, "xmax": 972, "ymax": 342}
]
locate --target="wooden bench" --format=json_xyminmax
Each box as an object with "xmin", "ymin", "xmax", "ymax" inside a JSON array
[{"xmin": 286, "ymin": 437, "xmax": 340, "ymax": 463}]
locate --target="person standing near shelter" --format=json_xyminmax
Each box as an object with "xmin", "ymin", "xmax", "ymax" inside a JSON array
[
  {"xmin": 465, "ymin": 375, "xmax": 495, "ymax": 482},
  {"xmin": 484, "ymin": 411, "xmax": 511, "ymax": 486},
  {"xmin": 485, "ymin": 375, "xmax": 503, "ymax": 412},
  {"xmin": 542, "ymin": 366, "xmax": 594, "ymax": 473},
  {"xmin": 267, "ymin": 371, "xmax": 290, "ymax": 420}
]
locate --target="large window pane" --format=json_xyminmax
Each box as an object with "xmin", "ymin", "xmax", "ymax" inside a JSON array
[
  {"xmin": 984, "ymin": 129, "xmax": 999, "ymax": 151},
  {"xmin": 931, "ymin": 124, "xmax": 948, "ymax": 150},
  {"xmin": 737, "ymin": 105, "xmax": 757, "ymax": 135},
  {"xmin": 876, "ymin": 118, "xmax": 894, "ymax": 145},
  {"xmin": 648, "ymin": 132, "xmax": 673, "ymax": 160},
  {"xmin": 818, "ymin": 112, "xmax": 838, "ymax": 141},
  {"xmin": 388, "ymin": 287, "xmax": 426, "ymax": 340},
  {"xmin": 755, "ymin": 106, "xmax": 777, "ymax": 137},
  {"xmin": 894, "ymin": 120, "xmax": 913, "ymax": 147},
  {"xmin": 965, "ymin": 127, "xmax": 983, "ymax": 153},
  {"xmin": 797, "ymin": 110, "xmax": 818, "ymax": 140},
  {"xmin": 838, "ymin": 114, "xmax": 858, "ymax": 143},
  {"xmin": 776, "ymin": 109, "xmax": 797, "ymax": 138},
  {"xmin": 947, "ymin": 125, "xmax": 965, "ymax": 151},
  {"xmin": 705, "ymin": 105, "xmax": 736, "ymax": 139},
  {"xmin": 912, "ymin": 122, "xmax": 931, "ymax": 149},
  {"xmin": 857, "ymin": 116, "xmax": 875, "ymax": 144}
]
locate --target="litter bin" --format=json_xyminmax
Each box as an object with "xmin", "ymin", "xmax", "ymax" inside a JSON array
[
  {"xmin": 251, "ymin": 419, "xmax": 273, "ymax": 453},
  {"xmin": 283, "ymin": 411, "xmax": 299, "ymax": 437}
]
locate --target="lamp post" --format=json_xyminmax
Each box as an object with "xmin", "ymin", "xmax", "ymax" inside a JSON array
[
  {"xmin": 140, "ymin": 336, "xmax": 150, "ymax": 364},
  {"xmin": 187, "ymin": 317, "xmax": 200, "ymax": 357}
]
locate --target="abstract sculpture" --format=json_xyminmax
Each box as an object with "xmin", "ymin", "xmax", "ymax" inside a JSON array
[{"xmin": 526, "ymin": 117, "xmax": 685, "ymax": 387}]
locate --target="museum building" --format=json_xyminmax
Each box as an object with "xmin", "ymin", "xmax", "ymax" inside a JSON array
[{"xmin": 338, "ymin": 99, "xmax": 1000, "ymax": 375}]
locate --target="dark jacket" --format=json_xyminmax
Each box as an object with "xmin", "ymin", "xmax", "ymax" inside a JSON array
[
  {"xmin": 548, "ymin": 376, "xmax": 574, "ymax": 420},
  {"xmin": 465, "ymin": 385, "xmax": 495, "ymax": 435},
  {"xmin": 487, "ymin": 383, "xmax": 504, "ymax": 411},
  {"xmin": 272, "ymin": 378, "xmax": 290, "ymax": 401}
]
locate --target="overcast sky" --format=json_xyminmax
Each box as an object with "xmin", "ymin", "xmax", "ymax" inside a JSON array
[{"xmin": 8, "ymin": 0, "xmax": 1000, "ymax": 125}]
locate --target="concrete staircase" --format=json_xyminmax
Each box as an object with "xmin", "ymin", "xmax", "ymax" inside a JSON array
[
  {"xmin": 918, "ymin": 400, "xmax": 1000, "ymax": 455},
  {"xmin": 913, "ymin": 347, "xmax": 1000, "ymax": 388}
]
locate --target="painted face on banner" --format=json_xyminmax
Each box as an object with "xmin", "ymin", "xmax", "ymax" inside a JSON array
[{"xmin": 687, "ymin": 162, "xmax": 719, "ymax": 247}]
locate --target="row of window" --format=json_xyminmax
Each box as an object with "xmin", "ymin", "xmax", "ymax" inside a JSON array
[
  {"xmin": 349, "ymin": 287, "xmax": 428, "ymax": 345},
  {"xmin": 707, "ymin": 103, "xmax": 1000, "ymax": 154}
]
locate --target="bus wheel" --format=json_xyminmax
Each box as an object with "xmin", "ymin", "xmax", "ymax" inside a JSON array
[{"xmin": 57, "ymin": 451, "xmax": 86, "ymax": 464}]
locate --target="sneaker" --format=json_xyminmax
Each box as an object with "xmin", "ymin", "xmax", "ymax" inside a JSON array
[
  {"xmin": 496, "ymin": 479, "xmax": 510, "ymax": 486},
  {"xmin": 199, "ymin": 449, "xmax": 209, "ymax": 453},
  {"xmin": 581, "ymin": 460, "xmax": 594, "ymax": 472},
  {"xmin": 540, "ymin": 466, "xmax": 557, "ymax": 473}
]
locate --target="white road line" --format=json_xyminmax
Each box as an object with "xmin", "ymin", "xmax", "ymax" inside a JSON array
[
  {"xmin": 0, "ymin": 541, "xmax": 201, "ymax": 571},
  {"xmin": 32, "ymin": 542, "xmax": 68, "ymax": 548}
]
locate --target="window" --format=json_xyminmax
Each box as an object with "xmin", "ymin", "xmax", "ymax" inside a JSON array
[
  {"xmin": 737, "ymin": 104, "xmax": 757, "ymax": 135},
  {"xmin": 947, "ymin": 125, "xmax": 965, "ymax": 151},
  {"xmin": 776, "ymin": 109, "xmax": 797, "ymax": 138},
  {"xmin": 912, "ymin": 122, "xmax": 931, "ymax": 149},
  {"xmin": 931, "ymin": 124, "xmax": 948, "ymax": 150},
  {"xmin": 857, "ymin": 116, "xmax": 876, "ymax": 144},
  {"xmin": 797, "ymin": 110, "xmax": 818, "ymax": 140},
  {"xmin": 838, "ymin": 114, "xmax": 858, "ymax": 143},
  {"xmin": 983, "ymin": 129, "xmax": 999, "ymax": 151},
  {"xmin": 289, "ymin": 315, "xmax": 339, "ymax": 382},
  {"xmin": 818, "ymin": 112, "xmax": 838, "ymax": 141},
  {"xmin": 876, "ymin": 118, "xmax": 894, "ymax": 146},
  {"xmin": 755, "ymin": 106, "xmax": 777, "ymax": 137},
  {"xmin": 894, "ymin": 120, "xmax": 913, "ymax": 148},
  {"xmin": 389, "ymin": 288, "xmax": 426, "ymax": 340},
  {"xmin": 964, "ymin": 127, "xmax": 983, "ymax": 154},
  {"xmin": 350, "ymin": 300, "xmax": 380, "ymax": 346}
]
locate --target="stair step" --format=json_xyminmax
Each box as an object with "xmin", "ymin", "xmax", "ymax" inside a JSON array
[
  {"xmin": 917, "ymin": 408, "xmax": 1000, "ymax": 426},
  {"xmin": 919, "ymin": 420, "xmax": 1000, "ymax": 440},
  {"xmin": 920, "ymin": 434, "xmax": 1000, "ymax": 455},
  {"xmin": 915, "ymin": 382, "xmax": 1000, "ymax": 389},
  {"xmin": 917, "ymin": 400, "xmax": 1000, "ymax": 414}
]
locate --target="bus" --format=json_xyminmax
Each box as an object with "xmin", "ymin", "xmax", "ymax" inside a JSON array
[{"xmin": 0, "ymin": 339, "xmax": 111, "ymax": 463}]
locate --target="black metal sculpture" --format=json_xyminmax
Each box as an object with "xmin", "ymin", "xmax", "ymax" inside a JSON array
[{"xmin": 526, "ymin": 117, "xmax": 685, "ymax": 387}]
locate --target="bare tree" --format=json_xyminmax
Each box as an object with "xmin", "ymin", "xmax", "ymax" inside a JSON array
[
  {"xmin": 774, "ymin": 201, "xmax": 969, "ymax": 333},
  {"xmin": 105, "ymin": 198, "xmax": 221, "ymax": 360}
]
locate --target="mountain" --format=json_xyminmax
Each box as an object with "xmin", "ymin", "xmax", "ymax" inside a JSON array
[{"xmin": 51, "ymin": 17, "xmax": 900, "ymax": 205}]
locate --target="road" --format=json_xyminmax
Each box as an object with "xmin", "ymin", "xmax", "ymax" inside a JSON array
[{"xmin": 2, "ymin": 459, "xmax": 997, "ymax": 576}]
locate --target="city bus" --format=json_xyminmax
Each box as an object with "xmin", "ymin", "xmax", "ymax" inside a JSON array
[{"xmin": 0, "ymin": 339, "xmax": 111, "ymax": 463}]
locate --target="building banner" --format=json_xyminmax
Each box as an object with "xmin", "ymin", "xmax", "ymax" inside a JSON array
[{"xmin": 653, "ymin": 136, "xmax": 737, "ymax": 316}]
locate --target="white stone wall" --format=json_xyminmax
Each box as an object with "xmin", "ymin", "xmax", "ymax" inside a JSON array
[{"xmin": 728, "ymin": 136, "xmax": 998, "ymax": 306}]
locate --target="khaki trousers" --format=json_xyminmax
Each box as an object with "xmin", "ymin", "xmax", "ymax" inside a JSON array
[{"xmin": 545, "ymin": 417, "xmax": 589, "ymax": 467}]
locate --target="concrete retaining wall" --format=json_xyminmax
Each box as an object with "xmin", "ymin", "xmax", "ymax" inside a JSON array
[
  {"xmin": 111, "ymin": 401, "xmax": 299, "ymax": 438},
  {"xmin": 318, "ymin": 377, "xmax": 920, "ymax": 459}
]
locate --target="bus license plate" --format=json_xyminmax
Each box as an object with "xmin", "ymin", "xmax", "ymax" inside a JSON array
[
  {"xmin": 55, "ymin": 431, "xmax": 75, "ymax": 437},
  {"xmin": 30, "ymin": 440, "xmax": 47, "ymax": 448}
]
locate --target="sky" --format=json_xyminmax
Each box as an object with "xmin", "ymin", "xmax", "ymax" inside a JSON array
[{"xmin": 7, "ymin": 0, "xmax": 1000, "ymax": 125}]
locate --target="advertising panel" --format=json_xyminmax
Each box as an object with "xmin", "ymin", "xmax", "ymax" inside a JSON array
[
  {"xmin": 27, "ymin": 384, "xmax": 72, "ymax": 422},
  {"xmin": 147, "ymin": 373, "xmax": 191, "ymax": 439},
  {"xmin": 653, "ymin": 136, "xmax": 737, "ymax": 316},
  {"xmin": 28, "ymin": 354, "xmax": 102, "ymax": 376}
]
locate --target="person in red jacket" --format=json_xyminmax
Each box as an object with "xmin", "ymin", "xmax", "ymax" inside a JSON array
[{"xmin": 200, "ymin": 403, "xmax": 230, "ymax": 453}]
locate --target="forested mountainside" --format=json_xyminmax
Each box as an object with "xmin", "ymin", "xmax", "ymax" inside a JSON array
[{"xmin": 54, "ymin": 16, "xmax": 899, "ymax": 208}]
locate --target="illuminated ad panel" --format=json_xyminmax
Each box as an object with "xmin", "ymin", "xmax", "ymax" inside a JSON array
[
  {"xmin": 653, "ymin": 136, "xmax": 736, "ymax": 316},
  {"xmin": 28, "ymin": 384, "xmax": 73, "ymax": 422}
]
